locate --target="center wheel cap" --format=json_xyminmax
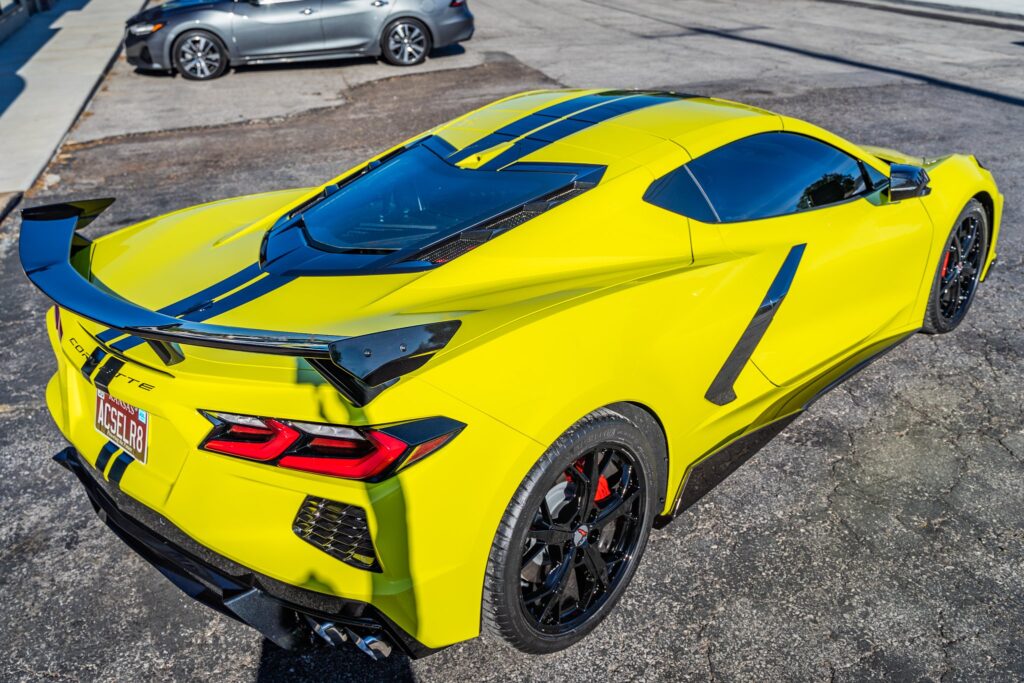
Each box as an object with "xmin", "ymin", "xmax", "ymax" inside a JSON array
[{"xmin": 573, "ymin": 524, "xmax": 590, "ymax": 547}]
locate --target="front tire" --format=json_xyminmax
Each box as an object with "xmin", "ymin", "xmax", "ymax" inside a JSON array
[
  {"xmin": 381, "ymin": 18, "xmax": 431, "ymax": 66},
  {"xmin": 922, "ymin": 198, "xmax": 989, "ymax": 334},
  {"xmin": 481, "ymin": 408, "xmax": 658, "ymax": 654},
  {"xmin": 173, "ymin": 30, "xmax": 229, "ymax": 81}
]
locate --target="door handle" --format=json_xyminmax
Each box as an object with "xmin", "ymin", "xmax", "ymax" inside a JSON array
[
  {"xmin": 371, "ymin": 0, "xmax": 389, "ymax": 6},
  {"xmin": 300, "ymin": 6, "xmax": 315, "ymax": 13}
]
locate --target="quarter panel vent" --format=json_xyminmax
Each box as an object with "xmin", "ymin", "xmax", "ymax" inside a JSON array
[{"xmin": 292, "ymin": 497, "xmax": 381, "ymax": 572}]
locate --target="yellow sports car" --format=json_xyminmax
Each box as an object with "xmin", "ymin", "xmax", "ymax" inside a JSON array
[{"xmin": 20, "ymin": 89, "xmax": 1000, "ymax": 658}]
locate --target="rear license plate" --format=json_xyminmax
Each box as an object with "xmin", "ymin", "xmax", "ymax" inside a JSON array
[{"xmin": 95, "ymin": 389, "xmax": 149, "ymax": 464}]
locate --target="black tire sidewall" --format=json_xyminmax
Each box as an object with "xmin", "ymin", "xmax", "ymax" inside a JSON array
[
  {"xmin": 484, "ymin": 410, "xmax": 658, "ymax": 654},
  {"xmin": 922, "ymin": 198, "xmax": 989, "ymax": 334},
  {"xmin": 381, "ymin": 18, "xmax": 432, "ymax": 66},
  {"xmin": 173, "ymin": 30, "xmax": 229, "ymax": 80}
]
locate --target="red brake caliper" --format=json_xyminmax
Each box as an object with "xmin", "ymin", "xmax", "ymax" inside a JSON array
[
  {"xmin": 570, "ymin": 459, "xmax": 611, "ymax": 502},
  {"xmin": 941, "ymin": 251, "xmax": 951, "ymax": 278}
]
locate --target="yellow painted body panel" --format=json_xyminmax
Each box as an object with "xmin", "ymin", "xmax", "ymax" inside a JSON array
[{"xmin": 39, "ymin": 89, "xmax": 1003, "ymax": 650}]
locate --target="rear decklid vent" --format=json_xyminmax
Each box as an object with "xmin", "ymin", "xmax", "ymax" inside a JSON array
[{"xmin": 409, "ymin": 180, "xmax": 596, "ymax": 265}]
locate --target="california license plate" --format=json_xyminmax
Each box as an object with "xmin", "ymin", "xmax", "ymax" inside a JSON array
[{"xmin": 95, "ymin": 389, "xmax": 149, "ymax": 464}]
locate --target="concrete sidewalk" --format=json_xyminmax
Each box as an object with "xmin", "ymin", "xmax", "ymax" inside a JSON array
[
  {"xmin": 892, "ymin": 0, "xmax": 1024, "ymax": 17},
  {"xmin": 0, "ymin": 0, "xmax": 137, "ymax": 196}
]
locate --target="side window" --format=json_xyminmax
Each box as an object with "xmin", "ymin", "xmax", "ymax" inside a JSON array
[
  {"xmin": 643, "ymin": 166, "xmax": 718, "ymax": 223},
  {"xmin": 863, "ymin": 161, "xmax": 888, "ymax": 190},
  {"xmin": 687, "ymin": 132, "xmax": 869, "ymax": 222}
]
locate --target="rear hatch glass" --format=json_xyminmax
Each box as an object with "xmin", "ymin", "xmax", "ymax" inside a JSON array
[{"xmin": 301, "ymin": 144, "xmax": 580, "ymax": 252}]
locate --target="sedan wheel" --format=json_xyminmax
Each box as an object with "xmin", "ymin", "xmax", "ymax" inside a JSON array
[
  {"xmin": 382, "ymin": 19, "xmax": 431, "ymax": 66},
  {"xmin": 174, "ymin": 31, "xmax": 228, "ymax": 81}
]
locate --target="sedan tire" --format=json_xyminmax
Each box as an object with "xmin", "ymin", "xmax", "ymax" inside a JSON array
[
  {"xmin": 173, "ymin": 30, "xmax": 229, "ymax": 81},
  {"xmin": 381, "ymin": 18, "xmax": 431, "ymax": 66}
]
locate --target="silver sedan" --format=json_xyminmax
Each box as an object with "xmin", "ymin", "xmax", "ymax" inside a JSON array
[{"xmin": 124, "ymin": 0, "xmax": 475, "ymax": 81}]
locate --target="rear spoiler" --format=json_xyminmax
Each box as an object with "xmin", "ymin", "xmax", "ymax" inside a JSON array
[{"xmin": 19, "ymin": 199, "xmax": 460, "ymax": 406}]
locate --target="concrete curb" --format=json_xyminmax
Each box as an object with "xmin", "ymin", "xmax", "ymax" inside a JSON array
[
  {"xmin": 818, "ymin": 0, "xmax": 1024, "ymax": 31},
  {"xmin": 0, "ymin": 191, "xmax": 23, "ymax": 226}
]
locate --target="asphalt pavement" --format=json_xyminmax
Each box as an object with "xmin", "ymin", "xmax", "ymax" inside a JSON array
[{"xmin": 0, "ymin": 1, "xmax": 1022, "ymax": 681}]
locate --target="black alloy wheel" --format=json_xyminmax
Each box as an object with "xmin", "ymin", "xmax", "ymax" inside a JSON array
[
  {"xmin": 482, "ymin": 406, "xmax": 660, "ymax": 654},
  {"xmin": 519, "ymin": 446, "xmax": 645, "ymax": 633},
  {"xmin": 923, "ymin": 198, "xmax": 989, "ymax": 334}
]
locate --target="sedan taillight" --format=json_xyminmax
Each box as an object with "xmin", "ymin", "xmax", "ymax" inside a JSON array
[{"xmin": 200, "ymin": 411, "xmax": 463, "ymax": 481}]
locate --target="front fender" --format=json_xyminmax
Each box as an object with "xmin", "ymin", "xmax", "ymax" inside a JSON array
[
  {"xmin": 160, "ymin": 15, "xmax": 238, "ymax": 66},
  {"xmin": 918, "ymin": 154, "xmax": 1002, "ymax": 282}
]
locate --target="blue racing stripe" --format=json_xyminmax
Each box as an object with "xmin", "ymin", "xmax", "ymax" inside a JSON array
[
  {"xmin": 94, "ymin": 441, "xmax": 118, "ymax": 472},
  {"xmin": 100, "ymin": 262, "xmax": 266, "ymax": 352},
  {"xmin": 446, "ymin": 92, "xmax": 630, "ymax": 164},
  {"xmin": 109, "ymin": 272, "xmax": 297, "ymax": 352},
  {"xmin": 106, "ymin": 452, "xmax": 134, "ymax": 485},
  {"xmin": 479, "ymin": 93, "xmax": 680, "ymax": 171},
  {"xmin": 447, "ymin": 91, "xmax": 683, "ymax": 168}
]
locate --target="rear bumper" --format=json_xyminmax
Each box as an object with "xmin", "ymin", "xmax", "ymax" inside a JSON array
[
  {"xmin": 54, "ymin": 446, "xmax": 437, "ymax": 658},
  {"xmin": 433, "ymin": 8, "xmax": 474, "ymax": 47}
]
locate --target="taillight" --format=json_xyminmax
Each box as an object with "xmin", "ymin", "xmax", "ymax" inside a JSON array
[
  {"xmin": 53, "ymin": 305, "xmax": 63, "ymax": 340},
  {"xmin": 200, "ymin": 411, "xmax": 463, "ymax": 481},
  {"xmin": 450, "ymin": 0, "xmax": 466, "ymax": 6}
]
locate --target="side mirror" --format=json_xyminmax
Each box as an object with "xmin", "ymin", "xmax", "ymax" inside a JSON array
[{"xmin": 888, "ymin": 163, "xmax": 931, "ymax": 201}]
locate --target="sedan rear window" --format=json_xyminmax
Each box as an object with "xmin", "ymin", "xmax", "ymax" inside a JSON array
[{"xmin": 300, "ymin": 144, "xmax": 582, "ymax": 252}]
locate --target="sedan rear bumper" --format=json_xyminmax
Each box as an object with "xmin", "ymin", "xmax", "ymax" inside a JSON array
[{"xmin": 54, "ymin": 446, "xmax": 438, "ymax": 658}]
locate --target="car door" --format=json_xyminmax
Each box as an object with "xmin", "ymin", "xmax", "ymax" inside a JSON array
[
  {"xmin": 687, "ymin": 132, "xmax": 933, "ymax": 387},
  {"xmin": 231, "ymin": 0, "xmax": 325, "ymax": 58},
  {"xmin": 319, "ymin": 0, "xmax": 392, "ymax": 52}
]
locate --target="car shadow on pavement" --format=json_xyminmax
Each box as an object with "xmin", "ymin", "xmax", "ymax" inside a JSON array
[
  {"xmin": 256, "ymin": 638, "xmax": 415, "ymax": 682},
  {"xmin": 132, "ymin": 44, "xmax": 468, "ymax": 78}
]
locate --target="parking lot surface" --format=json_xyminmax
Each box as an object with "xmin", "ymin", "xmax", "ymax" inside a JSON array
[{"xmin": 1, "ymin": 1, "xmax": 1022, "ymax": 680}]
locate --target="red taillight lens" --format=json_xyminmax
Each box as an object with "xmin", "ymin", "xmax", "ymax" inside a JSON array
[
  {"xmin": 450, "ymin": 0, "xmax": 466, "ymax": 6},
  {"xmin": 203, "ymin": 418, "xmax": 299, "ymax": 461},
  {"xmin": 199, "ymin": 412, "xmax": 463, "ymax": 481},
  {"xmin": 279, "ymin": 430, "xmax": 409, "ymax": 479},
  {"xmin": 53, "ymin": 305, "xmax": 63, "ymax": 340}
]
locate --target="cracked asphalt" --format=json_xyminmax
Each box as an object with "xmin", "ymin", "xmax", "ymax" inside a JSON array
[{"xmin": 1, "ymin": 1, "xmax": 1022, "ymax": 680}]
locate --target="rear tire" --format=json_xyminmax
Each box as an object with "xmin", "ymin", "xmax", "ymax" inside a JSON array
[
  {"xmin": 381, "ymin": 18, "xmax": 431, "ymax": 66},
  {"xmin": 173, "ymin": 30, "xmax": 229, "ymax": 81},
  {"xmin": 481, "ymin": 408, "xmax": 658, "ymax": 654},
  {"xmin": 921, "ymin": 198, "xmax": 989, "ymax": 334}
]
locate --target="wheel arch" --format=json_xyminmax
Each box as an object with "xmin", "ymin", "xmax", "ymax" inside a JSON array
[
  {"xmin": 380, "ymin": 12, "xmax": 438, "ymax": 49},
  {"xmin": 606, "ymin": 401, "xmax": 670, "ymax": 511},
  {"xmin": 164, "ymin": 24, "xmax": 235, "ymax": 70},
  {"xmin": 972, "ymin": 189, "xmax": 996, "ymax": 276}
]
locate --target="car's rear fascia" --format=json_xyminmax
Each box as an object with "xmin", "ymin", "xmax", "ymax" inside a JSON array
[{"xmin": 44, "ymin": 306, "xmax": 545, "ymax": 652}]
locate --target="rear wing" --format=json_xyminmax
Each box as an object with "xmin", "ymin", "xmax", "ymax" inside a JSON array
[{"xmin": 19, "ymin": 199, "xmax": 460, "ymax": 406}]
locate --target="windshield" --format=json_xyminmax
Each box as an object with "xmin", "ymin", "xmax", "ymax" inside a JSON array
[{"xmin": 300, "ymin": 144, "xmax": 580, "ymax": 252}]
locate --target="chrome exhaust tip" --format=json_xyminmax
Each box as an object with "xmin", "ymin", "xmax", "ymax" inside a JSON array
[{"xmin": 310, "ymin": 620, "xmax": 392, "ymax": 659}]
